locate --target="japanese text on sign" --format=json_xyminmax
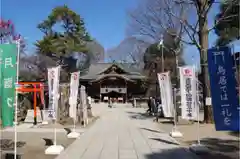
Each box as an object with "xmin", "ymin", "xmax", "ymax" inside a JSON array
[
  {"xmin": 4, "ymin": 77, "xmax": 13, "ymax": 89},
  {"xmin": 213, "ymin": 51, "xmax": 231, "ymax": 126},
  {"xmin": 185, "ymin": 78, "xmax": 192, "ymax": 117},
  {"xmin": 0, "ymin": 57, "xmax": 14, "ymax": 68},
  {"xmin": 0, "ymin": 44, "xmax": 17, "ymax": 127}
]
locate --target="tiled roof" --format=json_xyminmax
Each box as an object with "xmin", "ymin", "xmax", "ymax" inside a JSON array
[{"xmin": 80, "ymin": 63, "xmax": 145, "ymax": 80}]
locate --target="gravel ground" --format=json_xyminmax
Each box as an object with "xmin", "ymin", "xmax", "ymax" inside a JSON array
[
  {"xmin": 156, "ymin": 116, "xmax": 239, "ymax": 159},
  {"xmin": 1, "ymin": 131, "xmax": 74, "ymax": 159},
  {"xmin": 0, "ymin": 116, "xmax": 99, "ymax": 159}
]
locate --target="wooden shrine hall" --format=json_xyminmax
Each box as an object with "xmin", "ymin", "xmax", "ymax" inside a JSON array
[{"xmin": 79, "ymin": 63, "xmax": 147, "ymax": 103}]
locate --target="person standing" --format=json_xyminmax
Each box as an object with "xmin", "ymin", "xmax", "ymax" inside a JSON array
[
  {"xmin": 87, "ymin": 96, "xmax": 93, "ymax": 117},
  {"xmin": 147, "ymin": 97, "xmax": 152, "ymax": 114},
  {"xmin": 87, "ymin": 96, "xmax": 92, "ymax": 108},
  {"xmin": 154, "ymin": 98, "xmax": 162, "ymax": 122},
  {"xmin": 152, "ymin": 97, "xmax": 157, "ymax": 116},
  {"xmin": 108, "ymin": 97, "xmax": 112, "ymax": 108}
]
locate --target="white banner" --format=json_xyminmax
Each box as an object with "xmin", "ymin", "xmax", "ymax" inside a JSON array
[
  {"xmin": 157, "ymin": 72, "xmax": 174, "ymax": 117},
  {"xmin": 69, "ymin": 71, "xmax": 80, "ymax": 120},
  {"xmin": 47, "ymin": 68, "xmax": 54, "ymax": 112},
  {"xmin": 179, "ymin": 66, "xmax": 197, "ymax": 120},
  {"xmin": 47, "ymin": 66, "xmax": 60, "ymax": 120},
  {"xmin": 80, "ymin": 85, "xmax": 88, "ymax": 125}
]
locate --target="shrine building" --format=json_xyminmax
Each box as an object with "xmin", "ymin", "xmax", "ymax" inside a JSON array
[{"xmin": 79, "ymin": 63, "xmax": 147, "ymax": 103}]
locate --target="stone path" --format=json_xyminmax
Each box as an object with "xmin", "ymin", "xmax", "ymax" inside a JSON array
[
  {"xmin": 56, "ymin": 105, "xmax": 198, "ymax": 159},
  {"xmin": 1, "ymin": 123, "xmax": 85, "ymax": 133}
]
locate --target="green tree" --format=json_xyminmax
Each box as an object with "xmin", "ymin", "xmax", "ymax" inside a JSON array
[
  {"xmin": 35, "ymin": 5, "xmax": 91, "ymax": 61},
  {"xmin": 215, "ymin": 0, "xmax": 239, "ymax": 46},
  {"xmin": 128, "ymin": 0, "xmax": 240, "ymax": 123},
  {"xmin": 143, "ymin": 30, "xmax": 185, "ymax": 97}
]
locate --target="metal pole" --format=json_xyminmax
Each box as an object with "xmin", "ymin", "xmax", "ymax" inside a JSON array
[
  {"xmin": 54, "ymin": 119, "xmax": 57, "ymax": 145},
  {"xmin": 161, "ymin": 44, "xmax": 164, "ymax": 72},
  {"xmin": 175, "ymin": 51, "xmax": 179, "ymax": 123},
  {"xmin": 173, "ymin": 88, "xmax": 177, "ymax": 130},
  {"xmin": 195, "ymin": 64, "xmax": 201, "ymax": 145},
  {"xmin": 14, "ymin": 39, "xmax": 20, "ymax": 159},
  {"xmin": 155, "ymin": 64, "xmax": 158, "ymax": 97},
  {"xmin": 33, "ymin": 85, "xmax": 37, "ymax": 125}
]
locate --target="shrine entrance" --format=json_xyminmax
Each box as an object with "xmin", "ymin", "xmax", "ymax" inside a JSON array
[
  {"xmin": 80, "ymin": 63, "xmax": 147, "ymax": 103},
  {"xmin": 16, "ymin": 82, "xmax": 45, "ymax": 125},
  {"xmin": 101, "ymin": 90, "xmax": 126, "ymax": 103},
  {"xmin": 96, "ymin": 75, "xmax": 131, "ymax": 103}
]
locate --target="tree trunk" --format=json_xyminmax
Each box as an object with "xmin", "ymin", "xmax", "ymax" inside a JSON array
[{"xmin": 198, "ymin": 1, "xmax": 214, "ymax": 123}]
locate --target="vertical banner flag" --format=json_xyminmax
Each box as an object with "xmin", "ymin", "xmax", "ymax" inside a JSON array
[
  {"xmin": 54, "ymin": 66, "xmax": 60, "ymax": 120},
  {"xmin": 47, "ymin": 66, "xmax": 60, "ymax": 120},
  {"xmin": 0, "ymin": 44, "xmax": 17, "ymax": 127},
  {"xmin": 69, "ymin": 71, "xmax": 80, "ymax": 120},
  {"xmin": 0, "ymin": 46, "xmax": 2, "ymax": 119},
  {"xmin": 157, "ymin": 72, "xmax": 174, "ymax": 117},
  {"xmin": 47, "ymin": 67, "xmax": 54, "ymax": 112},
  {"xmin": 179, "ymin": 66, "xmax": 197, "ymax": 120},
  {"xmin": 208, "ymin": 46, "xmax": 239, "ymax": 131}
]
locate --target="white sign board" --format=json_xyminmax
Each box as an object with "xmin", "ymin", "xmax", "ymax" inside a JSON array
[
  {"xmin": 179, "ymin": 66, "xmax": 197, "ymax": 120},
  {"xmin": 205, "ymin": 97, "xmax": 212, "ymax": 106},
  {"xmin": 47, "ymin": 66, "xmax": 60, "ymax": 120},
  {"xmin": 157, "ymin": 72, "xmax": 174, "ymax": 117},
  {"xmin": 69, "ymin": 71, "xmax": 80, "ymax": 120},
  {"xmin": 42, "ymin": 109, "xmax": 56, "ymax": 121},
  {"xmin": 24, "ymin": 109, "xmax": 43, "ymax": 123}
]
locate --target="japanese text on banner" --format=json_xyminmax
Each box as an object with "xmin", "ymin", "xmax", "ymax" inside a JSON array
[
  {"xmin": 214, "ymin": 51, "xmax": 231, "ymax": 126},
  {"xmin": 0, "ymin": 44, "xmax": 17, "ymax": 127},
  {"xmin": 208, "ymin": 46, "xmax": 239, "ymax": 131}
]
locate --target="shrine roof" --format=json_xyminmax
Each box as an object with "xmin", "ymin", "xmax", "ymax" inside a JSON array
[
  {"xmin": 80, "ymin": 63, "xmax": 146, "ymax": 80},
  {"xmin": 90, "ymin": 74, "xmax": 135, "ymax": 82}
]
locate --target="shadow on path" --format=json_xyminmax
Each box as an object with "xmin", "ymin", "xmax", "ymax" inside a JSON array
[
  {"xmin": 188, "ymin": 138, "xmax": 239, "ymax": 153},
  {"xmin": 126, "ymin": 111, "xmax": 153, "ymax": 120},
  {"xmin": 140, "ymin": 128, "xmax": 164, "ymax": 133},
  {"xmin": 228, "ymin": 131, "xmax": 239, "ymax": 137},
  {"xmin": 144, "ymin": 147, "xmax": 236, "ymax": 159},
  {"xmin": 187, "ymin": 138, "xmax": 239, "ymax": 159},
  {"xmin": 144, "ymin": 147, "xmax": 198, "ymax": 159},
  {"xmin": 149, "ymin": 138, "xmax": 179, "ymax": 145}
]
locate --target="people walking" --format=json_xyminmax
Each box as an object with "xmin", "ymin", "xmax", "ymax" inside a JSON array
[
  {"xmin": 147, "ymin": 97, "xmax": 152, "ymax": 114},
  {"xmin": 108, "ymin": 97, "xmax": 112, "ymax": 108},
  {"xmin": 154, "ymin": 98, "xmax": 162, "ymax": 122},
  {"xmin": 152, "ymin": 97, "xmax": 157, "ymax": 116}
]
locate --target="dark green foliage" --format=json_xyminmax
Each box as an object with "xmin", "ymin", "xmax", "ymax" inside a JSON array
[
  {"xmin": 143, "ymin": 29, "xmax": 184, "ymax": 72},
  {"xmin": 143, "ymin": 30, "xmax": 185, "ymax": 97},
  {"xmin": 35, "ymin": 5, "xmax": 91, "ymax": 57},
  {"xmin": 215, "ymin": 0, "xmax": 239, "ymax": 46}
]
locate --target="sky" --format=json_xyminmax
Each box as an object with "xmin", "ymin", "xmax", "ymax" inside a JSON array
[
  {"xmin": 1, "ymin": 0, "xmax": 137, "ymax": 51},
  {"xmin": 1, "ymin": 0, "xmax": 239, "ymax": 65}
]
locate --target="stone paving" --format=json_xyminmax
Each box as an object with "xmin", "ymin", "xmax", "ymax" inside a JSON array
[{"xmin": 56, "ymin": 104, "xmax": 198, "ymax": 159}]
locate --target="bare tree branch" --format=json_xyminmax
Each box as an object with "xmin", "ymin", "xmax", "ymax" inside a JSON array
[
  {"xmin": 209, "ymin": 0, "xmax": 238, "ymax": 31},
  {"xmin": 127, "ymin": 0, "xmax": 199, "ymax": 47}
]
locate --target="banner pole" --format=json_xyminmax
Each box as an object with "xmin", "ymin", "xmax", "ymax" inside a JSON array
[
  {"xmin": 53, "ymin": 90, "xmax": 57, "ymax": 145},
  {"xmin": 170, "ymin": 83, "xmax": 182, "ymax": 138},
  {"xmin": 67, "ymin": 71, "xmax": 80, "ymax": 138},
  {"xmin": 173, "ymin": 88, "xmax": 177, "ymax": 131},
  {"xmin": 197, "ymin": 102, "xmax": 200, "ymax": 145},
  {"xmin": 195, "ymin": 64, "xmax": 201, "ymax": 145},
  {"xmin": 54, "ymin": 119, "xmax": 57, "ymax": 145},
  {"xmin": 52, "ymin": 78, "xmax": 58, "ymax": 146},
  {"xmin": 45, "ymin": 67, "xmax": 64, "ymax": 155},
  {"xmin": 189, "ymin": 64, "xmax": 208, "ymax": 154},
  {"xmin": 14, "ymin": 39, "xmax": 20, "ymax": 159},
  {"xmin": 73, "ymin": 116, "xmax": 76, "ymax": 132}
]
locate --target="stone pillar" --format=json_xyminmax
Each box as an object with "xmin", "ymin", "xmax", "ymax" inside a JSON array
[{"xmin": 79, "ymin": 86, "xmax": 88, "ymax": 126}]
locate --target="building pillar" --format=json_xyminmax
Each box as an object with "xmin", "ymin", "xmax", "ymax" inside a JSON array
[
  {"xmin": 100, "ymin": 82, "xmax": 102, "ymax": 102},
  {"xmin": 125, "ymin": 81, "xmax": 127, "ymax": 103}
]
